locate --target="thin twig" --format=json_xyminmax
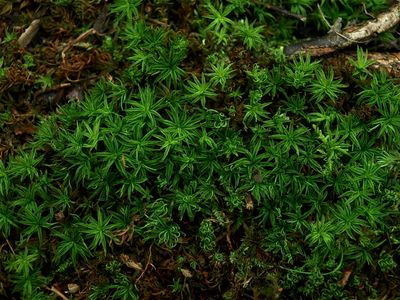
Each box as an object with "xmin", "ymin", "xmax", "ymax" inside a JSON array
[
  {"xmin": 34, "ymin": 83, "xmax": 71, "ymax": 95},
  {"xmin": 317, "ymin": 4, "xmax": 359, "ymax": 43},
  {"xmin": 362, "ymin": 2, "xmax": 375, "ymax": 19},
  {"xmin": 5, "ymin": 238, "xmax": 15, "ymax": 255},
  {"xmin": 252, "ymin": 0, "xmax": 307, "ymax": 22},
  {"xmin": 135, "ymin": 244, "xmax": 153, "ymax": 283},
  {"xmin": 226, "ymin": 222, "xmax": 233, "ymax": 250},
  {"xmin": 317, "ymin": 3, "xmax": 333, "ymax": 29},
  {"xmin": 46, "ymin": 286, "xmax": 69, "ymax": 300},
  {"xmin": 61, "ymin": 28, "xmax": 97, "ymax": 61},
  {"xmin": 148, "ymin": 18, "xmax": 170, "ymax": 27}
]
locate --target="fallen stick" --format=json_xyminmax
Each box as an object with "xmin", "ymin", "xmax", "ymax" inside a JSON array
[
  {"xmin": 285, "ymin": 2, "xmax": 400, "ymax": 57},
  {"xmin": 321, "ymin": 51, "xmax": 400, "ymax": 77},
  {"xmin": 360, "ymin": 51, "xmax": 400, "ymax": 76}
]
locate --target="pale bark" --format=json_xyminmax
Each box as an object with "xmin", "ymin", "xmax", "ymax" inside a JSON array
[{"xmin": 285, "ymin": 3, "xmax": 400, "ymax": 57}]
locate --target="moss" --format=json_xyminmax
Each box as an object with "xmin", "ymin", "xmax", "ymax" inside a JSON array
[{"xmin": 0, "ymin": 0, "xmax": 399, "ymax": 299}]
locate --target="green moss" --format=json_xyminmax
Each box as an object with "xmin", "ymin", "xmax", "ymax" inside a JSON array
[{"xmin": 0, "ymin": 0, "xmax": 399, "ymax": 299}]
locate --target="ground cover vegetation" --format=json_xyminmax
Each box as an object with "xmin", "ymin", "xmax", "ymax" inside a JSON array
[{"xmin": 0, "ymin": 0, "xmax": 399, "ymax": 299}]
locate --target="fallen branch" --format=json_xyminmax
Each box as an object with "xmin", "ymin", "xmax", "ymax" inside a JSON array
[
  {"xmin": 323, "ymin": 51, "xmax": 400, "ymax": 77},
  {"xmin": 359, "ymin": 51, "xmax": 400, "ymax": 76},
  {"xmin": 285, "ymin": 2, "xmax": 400, "ymax": 57}
]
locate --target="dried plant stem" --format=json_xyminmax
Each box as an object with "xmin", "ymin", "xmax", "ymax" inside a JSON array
[
  {"xmin": 61, "ymin": 28, "xmax": 97, "ymax": 61},
  {"xmin": 135, "ymin": 244, "xmax": 154, "ymax": 283},
  {"xmin": 252, "ymin": 0, "xmax": 307, "ymax": 22},
  {"xmin": 46, "ymin": 286, "xmax": 69, "ymax": 300}
]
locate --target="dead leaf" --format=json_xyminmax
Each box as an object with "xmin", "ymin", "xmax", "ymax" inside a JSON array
[
  {"xmin": 14, "ymin": 124, "xmax": 36, "ymax": 136},
  {"xmin": 67, "ymin": 283, "xmax": 79, "ymax": 294},
  {"xmin": 338, "ymin": 266, "xmax": 353, "ymax": 287},
  {"xmin": 180, "ymin": 268, "xmax": 193, "ymax": 278},
  {"xmin": 120, "ymin": 254, "xmax": 143, "ymax": 271},
  {"xmin": 245, "ymin": 193, "xmax": 254, "ymax": 210},
  {"xmin": 55, "ymin": 211, "xmax": 65, "ymax": 221}
]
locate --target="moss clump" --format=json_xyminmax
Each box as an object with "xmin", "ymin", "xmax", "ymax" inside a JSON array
[{"xmin": 0, "ymin": 1, "xmax": 399, "ymax": 299}]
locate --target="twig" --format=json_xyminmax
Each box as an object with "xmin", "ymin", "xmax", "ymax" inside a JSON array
[
  {"xmin": 285, "ymin": 2, "xmax": 400, "ymax": 57},
  {"xmin": 5, "ymin": 238, "xmax": 15, "ymax": 255},
  {"xmin": 226, "ymin": 222, "xmax": 233, "ymax": 250},
  {"xmin": 252, "ymin": 0, "xmax": 307, "ymax": 22},
  {"xmin": 35, "ymin": 83, "xmax": 71, "ymax": 94},
  {"xmin": 317, "ymin": 4, "xmax": 358, "ymax": 43},
  {"xmin": 33, "ymin": 83, "xmax": 72, "ymax": 102},
  {"xmin": 362, "ymin": 2, "xmax": 375, "ymax": 19},
  {"xmin": 61, "ymin": 28, "xmax": 97, "ymax": 61},
  {"xmin": 317, "ymin": 4, "xmax": 334, "ymax": 30},
  {"xmin": 323, "ymin": 51, "xmax": 400, "ymax": 78},
  {"xmin": 46, "ymin": 286, "xmax": 69, "ymax": 300},
  {"xmin": 135, "ymin": 244, "xmax": 153, "ymax": 283},
  {"xmin": 148, "ymin": 18, "xmax": 170, "ymax": 28}
]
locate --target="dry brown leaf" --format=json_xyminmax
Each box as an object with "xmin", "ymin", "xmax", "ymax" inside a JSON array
[
  {"xmin": 245, "ymin": 193, "xmax": 254, "ymax": 210},
  {"xmin": 120, "ymin": 254, "xmax": 143, "ymax": 271},
  {"xmin": 67, "ymin": 283, "xmax": 79, "ymax": 294},
  {"xmin": 180, "ymin": 268, "xmax": 193, "ymax": 278},
  {"xmin": 338, "ymin": 266, "xmax": 353, "ymax": 287}
]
